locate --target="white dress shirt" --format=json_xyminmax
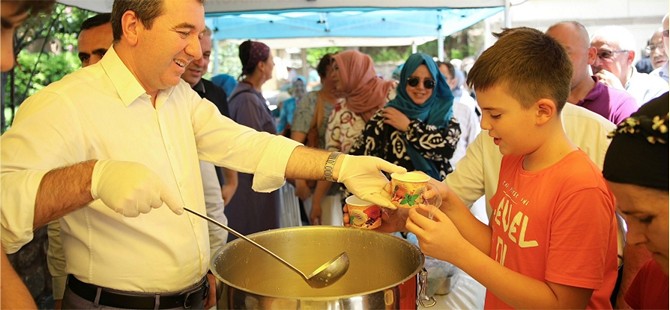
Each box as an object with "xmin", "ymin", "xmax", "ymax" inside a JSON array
[
  {"xmin": 449, "ymin": 95, "xmax": 481, "ymax": 167},
  {"xmin": 626, "ymin": 68, "xmax": 669, "ymax": 106},
  {"xmin": 1, "ymin": 47, "xmax": 300, "ymax": 292}
]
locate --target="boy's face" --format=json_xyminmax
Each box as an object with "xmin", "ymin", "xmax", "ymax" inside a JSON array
[{"xmin": 476, "ymin": 84, "xmax": 537, "ymax": 156}]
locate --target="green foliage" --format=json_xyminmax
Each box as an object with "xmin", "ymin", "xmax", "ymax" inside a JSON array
[
  {"xmin": 3, "ymin": 4, "xmax": 93, "ymax": 131},
  {"xmin": 305, "ymin": 47, "xmax": 343, "ymax": 68}
]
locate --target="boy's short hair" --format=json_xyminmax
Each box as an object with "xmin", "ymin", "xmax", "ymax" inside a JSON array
[{"xmin": 467, "ymin": 27, "xmax": 572, "ymax": 111}]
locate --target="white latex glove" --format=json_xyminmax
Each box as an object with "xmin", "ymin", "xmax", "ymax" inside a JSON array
[
  {"xmin": 337, "ymin": 155, "xmax": 407, "ymax": 209},
  {"xmin": 91, "ymin": 160, "xmax": 184, "ymax": 216}
]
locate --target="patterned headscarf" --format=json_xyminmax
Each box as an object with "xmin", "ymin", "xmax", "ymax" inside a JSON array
[
  {"xmin": 386, "ymin": 53, "xmax": 454, "ymax": 127},
  {"xmin": 242, "ymin": 40, "xmax": 270, "ymax": 74},
  {"xmin": 603, "ymin": 92, "xmax": 669, "ymax": 190},
  {"xmin": 332, "ymin": 50, "xmax": 395, "ymax": 121},
  {"xmin": 386, "ymin": 53, "xmax": 454, "ymax": 179}
]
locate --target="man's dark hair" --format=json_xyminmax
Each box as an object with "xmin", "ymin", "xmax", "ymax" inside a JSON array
[
  {"xmin": 316, "ymin": 53, "xmax": 334, "ymax": 78},
  {"xmin": 81, "ymin": 13, "xmax": 111, "ymax": 32},
  {"xmin": 467, "ymin": 27, "xmax": 572, "ymax": 111},
  {"xmin": 111, "ymin": 0, "xmax": 205, "ymax": 41},
  {"xmin": 437, "ymin": 61, "xmax": 455, "ymax": 79}
]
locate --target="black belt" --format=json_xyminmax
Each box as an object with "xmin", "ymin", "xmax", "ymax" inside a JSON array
[{"xmin": 66, "ymin": 274, "xmax": 208, "ymax": 309}]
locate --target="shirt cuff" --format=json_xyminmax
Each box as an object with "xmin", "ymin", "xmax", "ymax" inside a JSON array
[
  {"xmin": 251, "ymin": 136, "xmax": 301, "ymax": 192},
  {"xmin": 1, "ymin": 170, "xmax": 48, "ymax": 253}
]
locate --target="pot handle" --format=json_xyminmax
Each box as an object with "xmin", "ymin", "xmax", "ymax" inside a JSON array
[{"xmin": 417, "ymin": 268, "xmax": 436, "ymax": 308}]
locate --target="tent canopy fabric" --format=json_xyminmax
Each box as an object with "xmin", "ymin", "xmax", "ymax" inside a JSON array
[
  {"xmin": 206, "ymin": 8, "xmax": 503, "ymax": 41},
  {"xmin": 56, "ymin": 0, "xmax": 504, "ymax": 49},
  {"xmin": 57, "ymin": 0, "xmax": 505, "ymax": 14}
]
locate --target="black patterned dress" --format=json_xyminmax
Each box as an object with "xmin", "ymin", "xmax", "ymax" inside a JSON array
[{"xmin": 349, "ymin": 110, "xmax": 461, "ymax": 181}]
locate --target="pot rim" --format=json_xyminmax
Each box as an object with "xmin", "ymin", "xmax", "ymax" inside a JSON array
[{"xmin": 210, "ymin": 226, "xmax": 425, "ymax": 300}]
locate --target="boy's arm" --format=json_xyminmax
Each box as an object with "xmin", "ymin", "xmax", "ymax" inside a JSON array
[{"xmin": 407, "ymin": 205, "xmax": 593, "ymax": 309}]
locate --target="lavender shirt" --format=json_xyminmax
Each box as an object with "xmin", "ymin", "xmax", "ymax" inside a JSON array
[{"xmin": 576, "ymin": 77, "xmax": 638, "ymax": 124}]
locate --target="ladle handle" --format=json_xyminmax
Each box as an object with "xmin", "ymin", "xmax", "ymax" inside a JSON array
[{"xmin": 183, "ymin": 207, "xmax": 308, "ymax": 279}]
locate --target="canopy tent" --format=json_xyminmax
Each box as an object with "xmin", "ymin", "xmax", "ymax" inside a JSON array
[
  {"xmin": 58, "ymin": 0, "xmax": 505, "ymax": 59},
  {"xmin": 206, "ymin": 8, "xmax": 504, "ymax": 40},
  {"xmin": 58, "ymin": 0, "xmax": 506, "ymax": 14}
]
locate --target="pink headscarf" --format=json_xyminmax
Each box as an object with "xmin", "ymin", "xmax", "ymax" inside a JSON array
[{"xmin": 332, "ymin": 50, "xmax": 395, "ymax": 121}]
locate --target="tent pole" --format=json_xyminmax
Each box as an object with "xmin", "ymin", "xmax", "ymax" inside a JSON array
[
  {"xmin": 504, "ymin": 0, "xmax": 512, "ymax": 28},
  {"xmin": 212, "ymin": 38, "xmax": 220, "ymax": 76},
  {"xmin": 437, "ymin": 11, "xmax": 444, "ymax": 61}
]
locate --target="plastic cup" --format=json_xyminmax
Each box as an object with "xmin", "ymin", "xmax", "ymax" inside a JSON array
[
  {"xmin": 390, "ymin": 171, "xmax": 431, "ymax": 208},
  {"xmin": 345, "ymin": 195, "xmax": 382, "ymax": 229}
]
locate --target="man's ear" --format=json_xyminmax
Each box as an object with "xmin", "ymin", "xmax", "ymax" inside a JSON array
[
  {"xmin": 587, "ymin": 46, "xmax": 597, "ymax": 65},
  {"xmin": 121, "ymin": 11, "xmax": 140, "ymax": 46},
  {"xmin": 535, "ymin": 98, "xmax": 557, "ymax": 125}
]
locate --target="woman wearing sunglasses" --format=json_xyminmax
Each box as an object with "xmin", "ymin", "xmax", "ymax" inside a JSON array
[{"xmin": 349, "ymin": 53, "xmax": 461, "ymax": 180}]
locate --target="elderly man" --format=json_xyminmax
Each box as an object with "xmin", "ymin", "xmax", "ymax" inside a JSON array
[
  {"xmin": 590, "ymin": 25, "xmax": 668, "ymax": 106},
  {"xmin": 651, "ymin": 14, "xmax": 669, "ymax": 82},
  {"xmin": 546, "ymin": 21, "xmax": 637, "ymax": 124},
  {"xmin": 179, "ymin": 25, "xmax": 237, "ymax": 255},
  {"xmin": 1, "ymin": 1, "xmax": 404, "ymax": 309}
]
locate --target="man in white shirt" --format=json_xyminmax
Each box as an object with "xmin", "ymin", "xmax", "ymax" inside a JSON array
[
  {"xmin": 590, "ymin": 25, "xmax": 668, "ymax": 106},
  {"xmin": 650, "ymin": 14, "xmax": 669, "ymax": 83},
  {"xmin": 1, "ymin": 1, "xmax": 404, "ymax": 309}
]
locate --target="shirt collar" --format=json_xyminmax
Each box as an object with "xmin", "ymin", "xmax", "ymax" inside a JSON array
[
  {"xmin": 192, "ymin": 79, "xmax": 206, "ymax": 94},
  {"xmin": 100, "ymin": 46, "xmax": 176, "ymax": 107}
]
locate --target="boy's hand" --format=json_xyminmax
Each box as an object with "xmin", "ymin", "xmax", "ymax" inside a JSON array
[
  {"xmin": 406, "ymin": 204, "xmax": 464, "ymax": 263},
  {"xmin": 342, "ymin": 203, "xmax": 409, "ymax": 233}
]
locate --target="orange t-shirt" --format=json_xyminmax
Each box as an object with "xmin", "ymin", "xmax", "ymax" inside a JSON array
[{"xmin": 485, "ymin": 150, "xmax": 618, "ymax": 309}]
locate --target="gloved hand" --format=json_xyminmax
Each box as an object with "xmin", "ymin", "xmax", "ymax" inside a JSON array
[
  {"xmin": 337, "ymin": 155, "xmax": 406, "ymax": 209},
  {"xmin": 90, "ymin": 160, "xmax": 184, "ymax": 216}
]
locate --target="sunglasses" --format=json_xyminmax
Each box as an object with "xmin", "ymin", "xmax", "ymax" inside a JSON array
[{"xmin": 407, "ymin": 77, "xmax": 435, "ymax": 89}]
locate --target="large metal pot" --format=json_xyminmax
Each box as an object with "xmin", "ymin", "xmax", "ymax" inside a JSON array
[{"xmin": 211, "ymin": 226, "xmax": 425, "ymax": 309}]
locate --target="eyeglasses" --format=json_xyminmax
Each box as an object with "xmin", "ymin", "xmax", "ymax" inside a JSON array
[
  {"xmin": 646, "ymin": 44, "xmax": 664, "ymax": 53},
  {"xmin": 596, "ymin": 49, "xmax": 628, "ymax": 60},
  {"xmin": 407, "ymin": 77, "xmax": 435, "ymax": 89}
]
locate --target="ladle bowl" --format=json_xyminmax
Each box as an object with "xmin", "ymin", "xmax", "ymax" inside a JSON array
[{"xmin": 184, "ymin": 207, "xmax": 349, "ymax": 288}]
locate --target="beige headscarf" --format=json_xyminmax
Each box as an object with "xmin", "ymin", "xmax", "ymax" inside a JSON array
[{"xmin": 332, "ymin": 50, "xmax": 395, "ymax": 121}]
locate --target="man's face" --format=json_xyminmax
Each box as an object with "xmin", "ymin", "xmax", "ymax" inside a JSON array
[
  {"xmin": 590, "ymin": 38, "xmax": 632, "ymax": 85},
  {"xmin": 78, "ymin": 22, "xmax": 113, "ymax": 67},
  {"xmin": 546, "ymin": 24, "xmax": 593, "ymax": 90},
  {"xmin": 648, "ymin": 31, "xmax": 667, "ymax": 70},
  {"xmin": 437, "ymin": 64, "xmax": 458, "ymax": 91},
  {"xmin": 132, "ymin": 0, "xmax": 205, "ymax": 95},
  {"xmin": 663, "ymin": 16, "xmax": 669, "ymax": 62},
  {"xmin": 181, "ymin": 34, "xmax": 211, "ymax": 87},
  {"xmin": 1, "ymin": 2, "xmax": 30, "ymax": 72}
]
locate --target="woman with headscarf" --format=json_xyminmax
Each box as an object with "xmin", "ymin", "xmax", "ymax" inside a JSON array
[
  {"xmin": 310, "ymin": 50, "xmax": 395, "ymax": 225},
  {"xmin": 325, "ymin": 50, "xmax": 396, "ymax": 154},
  {"xmin": 349, "ymin": 53, "xmax": 461, "ymax": 180},
  {"xmin": 602, "ymin": 92, "xmax": 669, "ymax": 310},
  {"xmin": 225, "ymin": 40, "xmax": 282, "ymax": 240}
]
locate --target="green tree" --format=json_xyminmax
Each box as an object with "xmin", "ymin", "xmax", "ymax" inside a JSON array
[{"xmin": 2, "ymin": 4, "xmax": 93, "ymax": 132}]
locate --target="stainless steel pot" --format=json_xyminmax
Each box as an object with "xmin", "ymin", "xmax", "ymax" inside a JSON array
[{"xmin": 211, "ymin": 226, "xmax": 425, "ymax": 309}]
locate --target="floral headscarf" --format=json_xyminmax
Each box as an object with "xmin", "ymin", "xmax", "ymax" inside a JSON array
[
  {"xmin": 603, "ymin": 92, "xmax": 668, "ymax": 190},
  {"xmin": 332, "ymin": 50, "xmax": 395, "ymax": 121}
]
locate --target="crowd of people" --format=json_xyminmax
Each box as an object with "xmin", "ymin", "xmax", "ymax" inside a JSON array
[{"xmin": 1, "ymin": 0, "xmax": 668, "ymax": 309}]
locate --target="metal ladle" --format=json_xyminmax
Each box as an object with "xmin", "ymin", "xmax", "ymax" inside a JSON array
[{"xmin": 184, "ymin": 207, "xmax": 349, "ymax": 288}]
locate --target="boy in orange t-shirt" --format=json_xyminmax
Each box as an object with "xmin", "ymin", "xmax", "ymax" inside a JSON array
[{"xmin": 406, "ymin": 27, "xmax": 618, "ymax": 309}]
